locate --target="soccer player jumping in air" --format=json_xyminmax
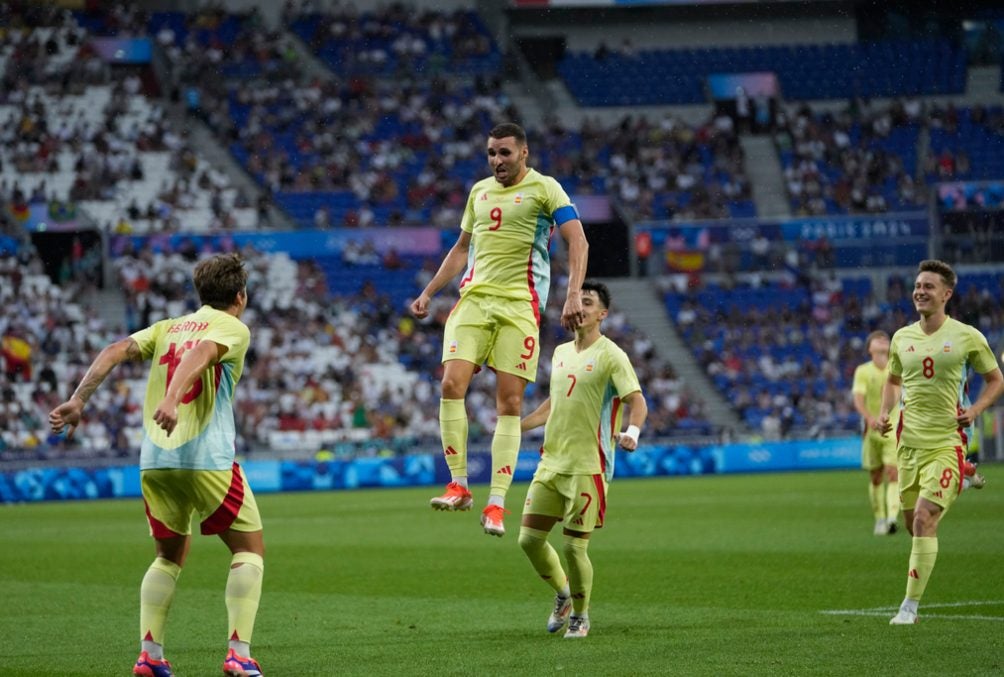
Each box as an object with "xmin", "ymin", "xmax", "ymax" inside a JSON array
[
  {"xmin": 519, "ymin": 281, "xmax": 647, "ymax": 638},
  {"xmin": 49, "ymin": 254, "xmax": 266, "ymax": 677},
  {"xmin": 877, "ymin": 260, "xmax": 1003, "ymax": 625},
  {"xmin": 410, "ymin": 123, "xmax": 589, "ymax": 537}
]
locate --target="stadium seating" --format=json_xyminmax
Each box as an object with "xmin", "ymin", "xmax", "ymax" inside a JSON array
[
  {"xmin": 0, "ymin": 244, "xmax": 712, "ymax": 459},
  {"xmin": 288, "ymin": 9, "xmax": 501, "ymax": 78},
  {"xmin": 559, "ymin": 41, "xmax": 966, "ymax": 107},
  {"xmin": 664, "ymin": 271, "xmax": 1004, "ymax": 437}
]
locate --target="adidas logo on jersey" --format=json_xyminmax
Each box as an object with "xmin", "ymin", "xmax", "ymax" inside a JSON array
[
  {"xmin": 444, "ymin": 446, "xmax": 458, "ymax": 456},
  {"xmin": 515, "ymin": 362, "xmax": 527, "ymax": 370},
  {"xmin": 479, "ymin": 192, "xmax": 488, "ymax": 201},
  {"xmin": 571, "ymin": 516, "xmax": 584, "ymax": 526},
  {"xmin": 496, "ymin": 465, "xmax": 512, "ymax": 476},
  {"xmin": 906, "ymin": 345, "xmax": 916, "ymax": 352}
]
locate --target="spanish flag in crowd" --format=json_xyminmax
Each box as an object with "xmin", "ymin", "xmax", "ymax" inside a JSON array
[
  {"xmin": 666, "ymin": 250, "xmax": 704, "ymax": 272},
  {"xmin": 10, "ymin": 202, "xmax": 30, "ymax": 222},
  {"xmin": 1, "ymin": 334, "xmax": 32, "ymax": 380}
]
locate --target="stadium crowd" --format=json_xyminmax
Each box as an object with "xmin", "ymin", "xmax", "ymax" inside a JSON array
[
  {"xmin": 1, "ymin": 3, "xmax": 260, "ymax": 235},
  {"xmin": 665, "ymin": 269, "xmax": 1004, "ymax": 439},
  {"xmin": 777, "ymin": 99, "xmax": 1004, "ymax": 217},
  {"xmin": 1, "ymin": 244, "xmax": 711, "ymax": 461}
]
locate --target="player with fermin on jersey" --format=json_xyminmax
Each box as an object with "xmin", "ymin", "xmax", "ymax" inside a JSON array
[{"xmin": 49, "ymin": 254, "xmax": 265, "ymax": 677}]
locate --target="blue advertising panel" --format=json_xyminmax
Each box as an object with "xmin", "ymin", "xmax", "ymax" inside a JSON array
[
  {"xmin": 0, "ymin": 438, "xmax": 862, "ymax": 504},
  {"xmin": 109, "ymin": 227, "xmax": 443, "ymax": 259},
  {"xmin": 707, "ymin": 72, "xmax": 780, "ymax": 100}
]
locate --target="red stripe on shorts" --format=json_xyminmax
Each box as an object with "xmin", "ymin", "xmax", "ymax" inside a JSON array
[
  {"xmin": 954, "ymin": 446, "xmax": 965, "ymax": 496},
  {"xmin": 591, "ymin": 474, "xmax": 607, "ymax": 526},
  {"xmin": 200, "ymin": 462, "xmax": 245, "ymax": 535},
  {"xmin": 144, "ymin": 499, "xmax": 181, "ymax": 539}
]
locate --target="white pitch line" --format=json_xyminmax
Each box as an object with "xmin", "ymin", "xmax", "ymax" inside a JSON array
[
  {"xmin": 821, "ymin": 610, "xmax": 1004, "ymax": 622},
  {"xmin": 821, "ymin": 600, "xmax": 1004, "ymax": 622}
]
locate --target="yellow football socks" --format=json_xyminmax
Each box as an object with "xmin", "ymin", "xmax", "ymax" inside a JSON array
[
  {"xmin": 439, "ymin": 398, "xmax": 468, "ymax": 481},
  {"xmin": 885, "ymin": 481, "xmax": 901, "ymax": 524},
  {"xmin": 225, "ymin": 552, "xmax": 264, "ymax": 645},
  {"xmin": 904, "ymin": 536, "xmax": 938, "ymax": 602},
  {"xmin": 140, "ymin": 557, "xmax": 181, "ymax": 647},
  {"xmin": 868, "ymin": 482, "xmax": 884, "ymax": 520},
  {"xmin": 518, "ymin": 527, "xmax": 568, "ymax": 594},
  {"xmin": 563, "ymin": 534, "xmax": 593, "ymax": 616},
  {"xmin": 489, "ymin": 415, "xmax": 521, "ymax": 499}
]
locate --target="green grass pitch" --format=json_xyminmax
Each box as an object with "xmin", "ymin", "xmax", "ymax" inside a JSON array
[{"xmin": 1, "ymin": 468, "xmax": 1002, "ymax": 676}]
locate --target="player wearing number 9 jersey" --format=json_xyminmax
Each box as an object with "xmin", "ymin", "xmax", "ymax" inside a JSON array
[
  {"xmin": 48, "ymin": 253, "xmax": 267, "ymax": 675},
  {"xmin": 518, "ymin": 280, "xmax": 647, "ymax": 638},
  {"xmin": 878, "ymin": 260, "xmax": 1003, "ymax": 626},
  {"xmin": 410, "ymin": 123, "xmax": 589, "ymax": 538}
]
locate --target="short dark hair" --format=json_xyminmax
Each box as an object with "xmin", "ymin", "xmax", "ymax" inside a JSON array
[
  {"xmin": 865, "ymin": 330, "xmax": 888, "ymax": 350},
  {"xmin": 581, "ymin": 279, "xmax": 611, "ymax": 309},
  {"xmin": 488, "ymin": 123, "xmax": 527, "ymax": 145},
  {"xmin": 918, "ymin": 259, "xmax": 957, "ymax": 289},
  {"xmin": 193, "ymin": 253, "xmax": 248, "ymax": 309}
]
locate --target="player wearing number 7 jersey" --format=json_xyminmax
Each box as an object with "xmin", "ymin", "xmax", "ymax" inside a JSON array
[
  {"xmin": 519, "ymin": 281, "xmax": 647, "ymax": 638},
  {"xmin": 877, "ymin": 260, "xmax": 1003, "ymax": 626},
  {"xmin": 410, "ymin": 123, "xmax": 589, "ymax": 537},
  {"xmin": 48, "ymin": 254, "xmax": 266, "ymax": 676}
]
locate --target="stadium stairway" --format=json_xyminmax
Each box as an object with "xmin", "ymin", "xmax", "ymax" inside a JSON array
[
  {"xmin": 740, "ymin": 136, "xmax": 791, "ymax": 219},
  {"xmin": 164, "ymin": 103, "xmax": 295, "ymax": 230},
  {"xmin": 601, "ymin": 277, "xmax": 744, "ymax": 435},
  {"xmin": 89, "ymin": 287, "xmax": 128, "ymax": 333}
]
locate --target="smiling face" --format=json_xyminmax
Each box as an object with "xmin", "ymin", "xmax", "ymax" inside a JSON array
[
  {"xmin": 487, "ymin": 135, "xmax": 528, "ymax": 187},
  {"xmin": 577, "ymin": 289, "xmax": 609, "ymax": 332},
  {"xmin": 913, "ymin": 270, "xmax": 953, "ymax": 318}
]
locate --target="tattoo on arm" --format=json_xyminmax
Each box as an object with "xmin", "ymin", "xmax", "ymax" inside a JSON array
[
  {"xmin": 73, "ymin": 372, "xmax": 104, "ymax": 404},
  {"xmin": 125, "ymin": 340, "xmax": 142, "ymax": 361}
]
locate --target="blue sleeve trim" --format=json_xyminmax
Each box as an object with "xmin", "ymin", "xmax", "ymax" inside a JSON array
[{"xmin": 552, "ymin": 204, "xmax": 580, "ymax": 225}]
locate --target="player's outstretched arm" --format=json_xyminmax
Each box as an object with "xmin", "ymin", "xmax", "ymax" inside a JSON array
[
  {"xmin": 48, "ymin": 337, "xmax": 143, "ymax": 440},
  {"xmin": 877, "ymin": 374, "xmax": 902, "ymax": 436},
  {"xmin": 616, "ymin": 390, "xmax": 648, "ymax": 451},
  {"xmin": 410, "ymin": 231, "xmax": 472, "ymax": 319},
  {"xmin": 558, "ymin": 219, "xmax": 588, "ymax": 331},
  {"xmin": 521, "ymin": 398, "xmax": 551, "ymax": 433},
  {"xmin": 957, "ymin": 367, "xmax": 1004, "ymax": 428},
  {"xmin": 152, "ymin": 340, "xmax": 227, "ymax": 437}
]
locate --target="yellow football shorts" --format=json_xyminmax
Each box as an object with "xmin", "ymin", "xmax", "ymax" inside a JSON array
[
  {"xmin": 442, "ymin": 292, "xmax": 541, "ymax": 381},
  {"xmin": 861, "ymin": 433, "xmax": 897, "ymax": 470},
  {"xmin": 523, "ymin": 467, "xmax": 608, "ymax": 533},
  {"xmin": 141, "ymin": 462, "xmax": 262, "ymax": 538},
  {"xmin": 897, "ymin": 445, "xmax": 965, "ymax": 512}
]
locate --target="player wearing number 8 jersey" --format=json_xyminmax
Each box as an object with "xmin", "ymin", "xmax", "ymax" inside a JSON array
[
  {"xmin": 878, "ymin": 260, "xmax": 1003, "ymax": 626},
  {"xmin": 410, "ymin": 123, "xmax": 589, "ymax": 537},
  {"xmin": 519, "ymin": 281, "xmax": 647, "ymax": 637},
  {"xmin": 48, "ymin": 254, "xmax": 266, "ymax": 676}
]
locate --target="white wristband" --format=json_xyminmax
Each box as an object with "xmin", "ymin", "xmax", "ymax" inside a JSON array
[{"xmin": 623, "ymin": 425, "xmax": 640, "ymax": 444}]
